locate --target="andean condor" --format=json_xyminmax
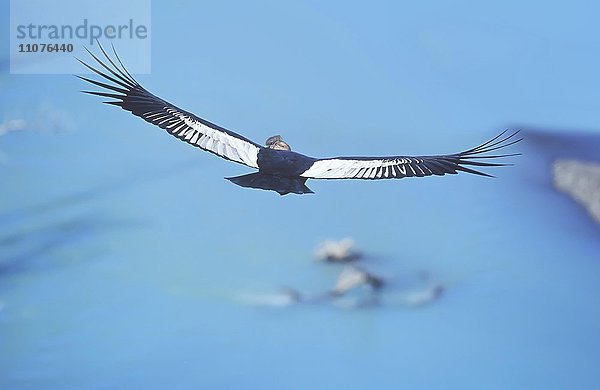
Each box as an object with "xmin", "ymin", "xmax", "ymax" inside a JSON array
[{"xmin": 78, "ymin": 44, "xmax": 521, "ymax": 195}]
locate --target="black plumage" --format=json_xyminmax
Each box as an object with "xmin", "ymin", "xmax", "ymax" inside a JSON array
[{"xmin": 78, "ymin": 43, "xmax": 522, "ymax": 195}]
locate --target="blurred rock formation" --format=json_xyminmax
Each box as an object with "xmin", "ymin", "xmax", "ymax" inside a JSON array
[{"xmin": 553, "ymin": 159, "xmax": 600, "ymax": 225}]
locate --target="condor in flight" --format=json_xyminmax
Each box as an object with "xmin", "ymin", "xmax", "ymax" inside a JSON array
[{"xmin": 78, "ymin": 44, "xmax": 521, "ymax": 195}]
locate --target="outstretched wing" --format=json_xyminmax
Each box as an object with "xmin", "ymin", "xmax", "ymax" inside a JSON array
[
  {"xmin": 300, "ymin": 130, "xmax": 522, "ymax": 180},
  {"xmin": 77, "ymin": 44, "xmax": 261, "ymax": 168}
]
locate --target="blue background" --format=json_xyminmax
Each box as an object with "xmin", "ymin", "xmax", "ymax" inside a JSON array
[{"xmin": 1, "ymin": 1, "xmax": 600, "ymax": 388}]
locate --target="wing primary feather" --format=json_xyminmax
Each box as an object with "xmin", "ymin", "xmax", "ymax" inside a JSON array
[
  {"xmin": 75, "ymin": 75, "xmax": 128, "ymax": 94},
  {"xmin": 83, "ymin": 47, "xmax": 135, "ymax": 88},
  {"xmin": 441, "ymin": 156, "xmax": 508, "ymax": 167},
  {"xmin": 462, "ymin": 129, "xmax": 510, "ymax": 154},
  {"xmin": 457, "ymin": 160, "xmax": 510, "ymax": 167},
  {"xmin": 454, "ymin": 165, "xmax": 493, "ymax": 177},
  {"xmin": 466, "ymin": 136, "xmax": 523, "ymax": 155},
  {"xmin": 82, "ymin": 91, "xmax": 125, "ymax": 100},
  {"xmin": 76, "ymin": 57, "xmax": 132, "ymax": 90},
  {"xmin": 96, "ymin": 40, "xmax": 137, "ymax": 86},
  {"xmin": 460, "ymin": 153, "xmax": 521, "ymax": 159},
  {"xmin": 111, "ymin": 43, "xmax": 138, "ymax": 86},
  {"xmin": 464, "ymin": 130, "xmax": 521, "ymax": 155}
]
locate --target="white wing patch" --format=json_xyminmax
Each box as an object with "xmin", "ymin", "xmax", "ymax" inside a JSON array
[
  {"xmin": 142, "ymin": 107, "xmax": 260, "ymax": 168},
  {"xmin": 77, "ymin": 46, "xmax": 261, "ymax": 170},
  {"xmin": 300, "ymin": 157, "xmax": 419, "ymax": 179}
]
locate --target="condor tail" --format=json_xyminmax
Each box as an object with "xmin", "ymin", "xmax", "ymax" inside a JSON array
[{"xmin": 226, "ymin": 173, "xmax": 314, "ymax": 195}]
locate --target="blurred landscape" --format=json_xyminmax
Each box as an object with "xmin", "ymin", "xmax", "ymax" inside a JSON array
[{"xmin": 2, "ymin": 1, "xmax": 600, "ymax": 389}]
